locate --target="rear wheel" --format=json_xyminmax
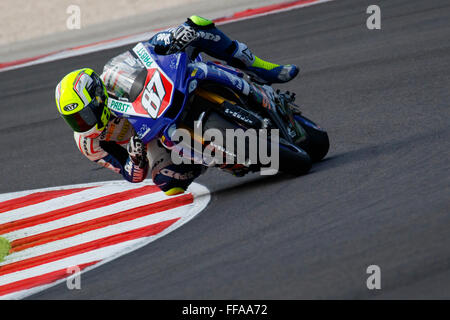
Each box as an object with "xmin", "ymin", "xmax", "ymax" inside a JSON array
[{"xmin": 202, "ymin": 111, "xmax": 312, "ymax": 176}]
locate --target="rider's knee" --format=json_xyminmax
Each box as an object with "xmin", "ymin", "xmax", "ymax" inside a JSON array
[{"xmin": 187, "ymin": 15, "xmax": 215, "ymax": 29}]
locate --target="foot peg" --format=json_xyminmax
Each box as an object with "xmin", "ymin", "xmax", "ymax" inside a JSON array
[{"xmin": 276, "ymin": 89, "xmax": 302, "ymax": 115}]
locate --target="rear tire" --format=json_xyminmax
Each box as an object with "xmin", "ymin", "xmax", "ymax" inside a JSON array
[{"xmin": 203, "ymin": 112, "xmax": 312, "ymax": 176}]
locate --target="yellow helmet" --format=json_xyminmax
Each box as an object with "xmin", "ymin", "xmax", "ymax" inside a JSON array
[{"xmin": 55, "ymin": 68, "xmax": 110, "ymax": 137}]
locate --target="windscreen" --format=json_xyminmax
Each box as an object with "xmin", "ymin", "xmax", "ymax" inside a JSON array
[{"xmin": 101, "ymin": 51, "xmax": 147, "ymax": 102}]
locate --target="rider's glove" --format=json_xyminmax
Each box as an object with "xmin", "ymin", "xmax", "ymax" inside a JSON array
[
  {"xmin": 127, "ymin": 136, "xmax": 147, "ymax": 168},
  {"xmin": 167, "ymin": 24, "xmax": 199, "ymax": 54}
]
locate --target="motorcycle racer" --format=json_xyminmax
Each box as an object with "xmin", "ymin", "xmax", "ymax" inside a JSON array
[
  {"xmin": 150, "ymin": 16, "xmax": 299, "ymax": 85},
  {"xmin": 55, "ymin": 16, "xmax": 300, "ymax": 195}
]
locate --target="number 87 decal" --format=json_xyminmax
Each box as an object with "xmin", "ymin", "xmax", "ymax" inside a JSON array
[{"xmin": 141, "ymin": 70, "xmax": 166, "ymax": 118}]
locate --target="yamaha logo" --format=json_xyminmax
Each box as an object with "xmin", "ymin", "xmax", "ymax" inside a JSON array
[{"xmin": 63, "ymin": 103, "xmax": 78, "ymax": 112}]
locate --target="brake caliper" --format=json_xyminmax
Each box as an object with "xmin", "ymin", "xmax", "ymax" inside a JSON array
[{"xmin": 275, "ymin": 90, "xmax": 306, "ymax": 144}]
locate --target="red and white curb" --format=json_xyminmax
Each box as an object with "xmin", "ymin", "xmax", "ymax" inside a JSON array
[
  {"xmin": 0, "ymin": 180, "xmax": 210, "ymax": 299},
  {"xmin": 0, "ymin": 0, "xmax": 335, "ymax": 72}
]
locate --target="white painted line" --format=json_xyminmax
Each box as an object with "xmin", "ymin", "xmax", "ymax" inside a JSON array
[
  {"xmin": 0, "ymin": 0, "xmax": 335, "ymax": 73},
  {"xmin": 3, "ymin": 191, "xmax": 186, "ymax": 241},
  {"xmin": 1, "ymin": 201, "xmax": 195, "ymax": 267},
  {"xmin": 0, "ymin": 180, "xmax": 210, "ymax": 300}
]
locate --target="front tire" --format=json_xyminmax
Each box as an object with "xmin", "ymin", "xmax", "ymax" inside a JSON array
[{"xmin": 295, "ymin": 115, "xmax": 330, "ymax": 162}]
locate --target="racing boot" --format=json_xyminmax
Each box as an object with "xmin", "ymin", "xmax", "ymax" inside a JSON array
[{"xmin": 186, "ymin": 15, "xmax": 299, "ymax": 85}]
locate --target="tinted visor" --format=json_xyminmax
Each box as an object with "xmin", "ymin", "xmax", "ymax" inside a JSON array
[{"xmin": 61, "ymin": 99, "xmax": 105, "ymax": 133}]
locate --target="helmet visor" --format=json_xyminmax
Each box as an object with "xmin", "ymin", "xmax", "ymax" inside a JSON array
[{"xmin": 61, "ymin": 99, "xmax": 104, "ymax": 133}]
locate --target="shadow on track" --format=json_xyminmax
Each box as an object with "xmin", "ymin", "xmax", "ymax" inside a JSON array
[{"xmin": 313, "ymin": 128, "xmax": 449, "ymax": 173}]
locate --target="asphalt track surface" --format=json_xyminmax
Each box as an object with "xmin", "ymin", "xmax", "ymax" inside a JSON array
[{"xmin": 0, "ymin": 0, "xmax": 449, "ymax": 299}]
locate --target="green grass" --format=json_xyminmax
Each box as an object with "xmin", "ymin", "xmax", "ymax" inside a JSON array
[{"xmin": 0, "ymin": 237, "xmax": 11, "ymax": 262}]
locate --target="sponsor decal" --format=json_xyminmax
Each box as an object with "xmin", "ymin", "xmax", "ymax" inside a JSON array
[
  {"xmin": 170, "ymin": 57, "xmax": 179, "ymax": 70},
  {"xmin": 117, "ymin": 121, "xmax": 130, "ymax": 141},
  {"xmin": 109, "ymin": 99, "xmax": 131, "ymax": 113},
  {"xmin": 224, "ymin": 108, "xmax": 254, "ymax": 125},
  {"xmin": 160, "ymin": 169, "xmax": 195, "ymax": 180},
  {"xmin": 198, "ymin": 31, "xmax": 221, "ymax": 42},
  {"xmin": 132, "ymin": 43, "xmax": 154, "ymax": 69},
  {"xmin": 211, "ymin": 65, "xmax": 245, "ymax": 93},
  {"xmin": 156, "ymin": 33, "xmax": 172, "ymax": 45},
  {"xmin": 137, "ymin": 124, "xmax": 152, "ymax": 138},
  {"xmin": 63, "ymin": 103, "xmax": 78, "ymax": 112}
]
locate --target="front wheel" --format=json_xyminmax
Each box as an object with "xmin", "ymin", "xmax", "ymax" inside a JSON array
[{"xmin": 295, "ymin": 115, "xmax": 330, "ymax": 162}]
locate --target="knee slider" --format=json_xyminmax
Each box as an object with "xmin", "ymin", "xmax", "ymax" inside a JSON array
[{"xmin": 164, "ymin": 187, "xmax": 186, "ymax": 196}]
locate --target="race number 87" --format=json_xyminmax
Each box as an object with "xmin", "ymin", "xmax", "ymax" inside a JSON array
[{"xmin": 141, "ymin": 70, "xmax": 166, "ymax": 118}]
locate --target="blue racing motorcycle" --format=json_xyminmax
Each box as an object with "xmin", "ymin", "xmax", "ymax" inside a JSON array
[{"xmin": 101, "ymin": 41, "xmax": 329, "ymax": 176}]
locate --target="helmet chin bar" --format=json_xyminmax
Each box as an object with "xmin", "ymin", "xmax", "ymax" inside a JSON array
[
  {"xmin": 97, "ymin": 104, "xmax": 111, "ymax": 130},
  {"xmin": 79, "ymin": 124, "xmax": 104, "ymax": 139}
]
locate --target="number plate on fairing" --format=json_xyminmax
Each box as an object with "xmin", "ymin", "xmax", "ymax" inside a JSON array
[{"xmin": 131, "ymin": 42, "xmax": 175, "ymax": 119}]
